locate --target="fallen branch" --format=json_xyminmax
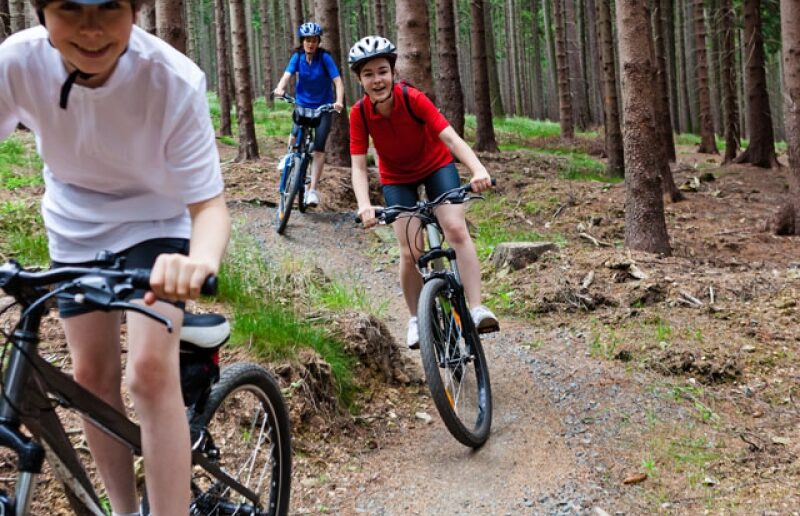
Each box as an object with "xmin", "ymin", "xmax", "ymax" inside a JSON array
[
  {"xmin": 579, "ymin": 232, "xmax": 613, "ymax": 248},
  {"xmin": 679, "ymin": 290, "xmax": 704, "ymax": 307}
]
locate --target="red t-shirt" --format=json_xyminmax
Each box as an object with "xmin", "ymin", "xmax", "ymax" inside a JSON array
[{"xmin": 349, "ymin": 83, "xmax": 452, "ymax": 185}]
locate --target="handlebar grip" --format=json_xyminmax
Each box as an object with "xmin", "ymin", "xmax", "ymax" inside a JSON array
[
  {"xmin": 465, "ymin": 178, "xmax": 497, "ymax": 193},
  {"xmin": 130, "ymin": 269, "xmax": 218, "ymax": 296}
]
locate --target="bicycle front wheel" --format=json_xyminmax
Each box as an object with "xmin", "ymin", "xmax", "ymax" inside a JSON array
[
  {"xmin": 189, "ymin": 363, "xmax": 292, "ymax": 515},
  {"xmin": 418, "ymin": 277, "xmax": 492, "ymax": 448},
  {"xmin": 297, "ymin": 156, "xmax": 309, "ymax": 214},
  {"xmin": 275, "ymin": 155, "xmax": 302, "ymax": 234}
]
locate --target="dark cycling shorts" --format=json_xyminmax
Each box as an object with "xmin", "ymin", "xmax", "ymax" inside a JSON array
[
  {"xmin": 51, "ymin": 238, "xmax": 189, "ymax": 319},
  {"xmin": 382, "ymin": 163, "xmax": 460, "ymax": 208},
  {"xmin": 293, "ymin": 110, "xmax": 332, "ymax": 152}
]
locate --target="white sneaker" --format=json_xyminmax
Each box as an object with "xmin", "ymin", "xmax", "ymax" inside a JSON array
[
  {"xmin": 406, "ymin": 316, "xmax": 419, "ymax": 349},
  {"xmin": 304, "ymin": 189, "xmax": 320, "ymax": 207},
  {"xmin": 470, "ymin": 305, "xmax": 499, "ymax": 334}
]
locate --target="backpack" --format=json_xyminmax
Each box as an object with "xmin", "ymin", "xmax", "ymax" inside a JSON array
[{"xmin": 356, "ymin": 81, "xmax": 425, "ymax": 137}]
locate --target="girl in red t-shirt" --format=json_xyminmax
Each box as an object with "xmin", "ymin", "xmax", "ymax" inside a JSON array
[{"xmin": 348, "ymin": 36, "xmax": 499, "ymax": 349}]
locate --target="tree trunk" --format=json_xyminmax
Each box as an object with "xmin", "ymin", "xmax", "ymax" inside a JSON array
[
  {"xmin": 0, "ymin": 0, "xmax": 10, "ymax": 41},
  {"xmin": 772, "ymin": 0, "xmax": 800, "ymax": 234},
  {"xmin": 542, "ymin": 0, "xmax": 559, "ymax": 120},
  {"xmin": 395, "ymin": 0, "xmax": 435, "ymax": 100},
  {"xmin": 734, "ymin": 0, "xmax": 778, "ymax": 168},
  {"xmin": 720, "ymin": 0, "xmax": 739, "ymax": 163},
  {"xmin": 529, "ymin": 0, "xmax": 544, "ymax": 119},
  {"xmin": 157, "ymin": 0, "xmax": 187, "ymax": 53},
  {"xmin": 661, "ymin": 0, "xmax": 679, "ymax": 133},
  {"xmin": 9, "ymin": 0, "xmax": 24, "ymax": 33},
  {"xmin": 553, "ymin": 0, "xmax": 574, "ymax": 138},
  {"xmin": 435, "ymin": 0, "xmax": 465, "ymax": 137},
  {"xmin": 675, "ymin": 0, "xmax": 691, "ymax": 133},
  {"xmin": 315, "ymin": 0, "xmax": 349, "ymax": 166},
  {"xmin": 708, "ymin": 0, "xmax": 723, "ymax": 134},
  {"xmin": 290, "ymin": 0, "xmax": 303, "ymax": 46},
  {"xmin": 259, "ymin": 0, "xmax": 274, "ymax": 107},
  {"xmin": 470, "ymin": 0, "xmax": 499, "ymax": 152},
  {"xmin": 616, "ymin": 0, "xmax": 671, "ymax": 255},
  {"xmin": 229, "ymin": 0, "xmax": 259, "ymax": 161},
  {"xmin": 564, "ymin": 0, "xmax": 588, "ymax": 129},
  {"xmin": 484, "ymin": 4, "xmax": 505, "ymax": 117},
  {"xmin": 374, "ymin": 0, "xmax": 386, "ymax": 35},
  {"xmin": 585, "ymin": 0, "xmax": 603, "ymax": 125},
  {"xmin": 682, "ymin": 0, "xmax": 698, "ymax": 133},
  {"xmin": 692, "ymin": 0, "xmax": 718, "ymax": 153},
  {"xmin": 651, "ymin": 0, "xmax": 676, "ymax": 162},
  {"xmin": 596, "ymin": 0, "xmax": 623, "ymax": 177},
  {"xmin": 214, "ymin": 0, "xmax": 232, "ymax": 136},
  {"xmin": 137, "ymin": 3, "xmax": 157, "ymax": 34}
]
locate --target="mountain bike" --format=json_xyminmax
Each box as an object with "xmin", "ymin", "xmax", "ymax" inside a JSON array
[
  {"xmin": 0, "ymin": 255, "xmax": 291, "ymax": 515},
  {"xmin": 273, "ymin": 95, "xmax": 336, "ymax": 235},
  {"xmin": 358, "ymin": 183, "xmax": 495, "ymax": 448}
]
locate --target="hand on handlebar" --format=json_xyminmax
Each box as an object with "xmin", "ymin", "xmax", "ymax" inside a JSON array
[
  {"xmin": 147, "ymin": 254, "xmax": 217, "ymax": 305},
  {"xmin": 272, "ymin": 87, "xmax": 286, "ymax": 98},
  {"xmin": 356, "ymin": 206, "xmax": 380, "ymax": 229},
  {"xmin": 469, "ymin": 169, "xmax": 493, "ymax": 193},
  {"xmin": 333, "ymin": 102, "xmax": 344, "ymax": 113}
]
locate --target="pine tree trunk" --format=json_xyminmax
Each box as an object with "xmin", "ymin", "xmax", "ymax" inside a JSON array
[
  {"xmin": 396, "ymin": 0, "xmax": 435, "ymax": 100},
  {"xmin": 661, "ymin": 0, "xmax": 679, "ymax": 133},
  {"xmin": 470, "ymin": 0, "xmax": 499, "ymax": 152},
  {"xmin": 682, "ymin": 0, "xmax": 698, "ymax": 133},
  {"xmin": 651, "ymin": 0, "xmax": 676, "ymax": 162},
  {"xmin": 484, "ymin": 5, "xmax": 505, "ymax": 117},
  {"xmin": 734, "ymin": 0, "xmax": 778, "ymax": 168},
  {"xmin": 9, "ymin": 0, "xmax": 24, "ymax": 33},
  {"xmin": 772, "ymin": 0, "xmax": 800, "ymax": 234},
  {"xmin": 693, "ymin": 0, "xmax": 718, "ymax": 153},
  {"xmin": 290, "ymin": 0, "xmax": 302, "ymax": 46},
  {"xmin": 720, "ymin": 0, "xmax": 739, "ymax": 163},
  {"xmin": 374, "ymin": 0, "xmax": 386, "ymax": 34},
  {"xmin": 584, "ymin": 0, "xmax": 603, "ymax": 125},
  {"xmin": 0, "ymin": 0, "xmax": 10, "ymax": 41},
  {"xmin": 157, "ymin": 0, "xmax": 187, "ymax": 53},
  {"xmin": 214, "ymin": 0, "xmax": 232, "ymax": 136},
  {"xmin": 137, "ymin": 3, "xmax": 156, "ymax": 33},
  {"xmin": 435, "ymin": 0, "xmax": 465, "ymax": 137},
  {"xmin": 553, "ymin": 0, "xmax": 574, "ymax": 138},
  {"xmin": 596, "ymin": 0, "xmax": 623, "ymax": 177},
  {"xmin": 314, "ymin": 0, "xmax": 348, "ymax": 166},
  {"xmin": 676, "ymin": 0, "xmax": 691, "ymax": 133},
  {"xmin": 564, "ymin": 0, "xmax": 588, "ymax": 129},
  {"xmin": 530, "ymin": 0, "xmax": 544, "ymax": 119},
  {"xmin": 542, "ymin": 0, "xmax": 559, "ymax": 120},
  {"xmin": 616, "ymin": 0, "xmax": 671, "ymax": 255},
  {"xmin": 229, "ymin": 0, "xmax": 259, "ymax": 160},
  {"xmin": 708, "ymin": 0, "xmax": 723, "ymax": 134}
]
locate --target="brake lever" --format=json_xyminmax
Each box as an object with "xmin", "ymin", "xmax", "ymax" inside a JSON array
[{"xmin": 109, "ymin": 301, "xmax": 174, "ymax": 333}]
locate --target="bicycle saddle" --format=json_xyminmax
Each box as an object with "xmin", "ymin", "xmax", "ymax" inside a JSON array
[{"xmin": 180, "ymin": 312, "xmax": 230, "ymax": 350}]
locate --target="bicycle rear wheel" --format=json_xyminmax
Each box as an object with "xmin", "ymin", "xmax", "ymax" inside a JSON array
[
  {"xmin": 418, "ymin": 277, "xmax": 492, "ymax": 448},
  {"xmin": 189, "ymin": 363, "xmax": 292, "ymax": 515},
  {"xmin": 275, "ymin": 155, "xmax": 302, "ymax": 234}
]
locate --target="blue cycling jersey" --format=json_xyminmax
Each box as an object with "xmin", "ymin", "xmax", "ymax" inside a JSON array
[{"xmin": 285, "ymin": 51, "xmax": 340, "ymax": 108}]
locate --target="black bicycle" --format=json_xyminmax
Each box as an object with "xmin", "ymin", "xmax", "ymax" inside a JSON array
[
  {"xmin": 274, "ymin": 95, "xmax": 336, "ymax": 235},
  {"xmin": 0, "ymin": 255, "xmax": 291, "ymax": 515},
  {"xmin": 359, "ymin": 184, "xmax": 494, "ymax": 448}
]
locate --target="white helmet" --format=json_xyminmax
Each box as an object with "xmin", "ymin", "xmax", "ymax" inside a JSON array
[{"xmin": 348, "ymin": 36, "xmax": 397, "ymax": 71}]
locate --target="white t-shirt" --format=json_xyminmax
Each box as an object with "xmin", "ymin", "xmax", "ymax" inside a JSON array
[{"xmin": 0, "ymin": 25, "xmax": 223, "ymax": 262}]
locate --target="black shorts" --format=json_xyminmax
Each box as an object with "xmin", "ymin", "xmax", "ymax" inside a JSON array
[
  {"xmin": 292, "ymin": 110, "xmax": 333, "ymax": 152},
  {"xmin": 381, "ymin": 163, "xmax": 460, "ymax": 208},
  {"xmin": 51, "ymin": 238, "xmax": 189, "ymax": 319}
]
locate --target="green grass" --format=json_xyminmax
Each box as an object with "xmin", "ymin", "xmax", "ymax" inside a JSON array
[
  {"xmin": 0, "ymin": 136, "xmax": 43, "ymax": 190},
  {"xmin": 0, "ymin": 200, "xmax": 49, "ymax": 265},
  {"xmin": 466, "ymin": 115, "xmax": 597, "ymax": 140},
  {"xmin": 310, "ymin": 277, "xmax": 388, "ymax": 317},
  {"xmin": 532, "ymin": 148, "xmax": 621, "ymax": 183},
  {"xmin": 217, "ymin": 229, "xmax": 355, "ymax": 406},
  {"xmin": 208, "ymin": 93, "xmax": 294, "ymax": 143},
  {"xmin": 466, "ymin": 193, "xmax": 565, "ymax": 261}
]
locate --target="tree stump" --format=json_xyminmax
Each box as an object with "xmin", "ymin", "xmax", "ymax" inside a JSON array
[{"xmin": 491, "ymin": 242, "xmax": 557, "ymax": 271}]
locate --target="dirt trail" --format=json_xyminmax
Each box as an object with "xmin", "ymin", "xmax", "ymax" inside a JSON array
[{"xmin": 234, "ymin": 203, "xmax": 663, "ymax": 515}]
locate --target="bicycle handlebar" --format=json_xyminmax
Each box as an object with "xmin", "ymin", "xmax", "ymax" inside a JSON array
[
  {"xmin": 355, "ymin": 179, "xmax": 497, "ymax": 225},
  {"xmin": 273, "ymin": 94, "xmax": 337, "ymax": 114}
]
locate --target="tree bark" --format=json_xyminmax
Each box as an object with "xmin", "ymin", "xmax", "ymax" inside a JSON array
[
  {"xmin": 156, "ymin": 0, "xmax": 187, "ymax": 53},
  {"xmin": 661, "ymin": 0, "xmax": 678, "ymax": 133},
  {"xmin": 616, "ymin": 0, "xmax": 671, "ymax": 255},
  {"xmin": 719, "ymin": 0, "xmax": 739, "ymax": 163},
  {"xmin": 290, "ymin": 0, "xmax": 303, "ymax": 46},
  {"xmin": 395, "ymin": 0, "xmax": 435, "ymax": 100},
  {"xmin": 470, "ymin": 0, "xmax": 499, "ymax": 152},
  {"xmin": 553, "ymin": 0, "xmax": 574, "ymax": 138},
  {"xmin": 530, "ymin": 0, "xmax": 544, "ymax": 119},
  {"xmin": 137, "ymin": 2, "xmax": 156, "ymax": 34},
  {"xmin": 564, "ymin": 0, "xmax": 588, "ymax": 129},
  {"xmin": 374, "ymin": 0, "xmax": 386, "ymax": 35},
  {"xmin": 692, "ymin": 0, "xmax": 718, "ymax": 153},
  {"xmin": 771, "ymin": 0, "xmax": 800, "ymax": 234},
  {"xmin": 651, "ymin": 0, "xmax": 676, "ymax": 162},
  {"xmin": 675, "ymin": 0, "xmax": 691, "ymax": 133},
  {"xmin": 734, "ymin": 0, "xmax": 778, "ymax": 168},
  {"xmin": 435, "ymin": 0, "xmax": 465, "ymax": 137},
  {"xmin": 484, "ymin": 4, "xmax": 505, "ymax": 117},
  {"xmin": 260, "ymin": 0, "xmax": 274, "ymax": 107},
  {"xmin": 229, "ymin": 0, "xmax": 259, "ymax": 161},
  {"xmin": 596, "ymin": 0, "xmax": 623, "ymax": 177},
  {"xmin": 214, "ymin": 0, "xmax": 232, "ymax": 137},
  {"xmin": 584, "ymin": 0, "xmax": 603, "ymax": 125},
  {"xmin": 542, "ymin": 0, "xmax": 559, "ymax": 120},
  {"xmin": 0, "ymin": 0, "xmax": 9, "ymax": 41},
  {"xmin": 9, "ymin": 0, "xmax": 24, "ymax": 33},
  {"xmin": 315, "ymin": 0, "xmax": 349, "ymax": 166}
]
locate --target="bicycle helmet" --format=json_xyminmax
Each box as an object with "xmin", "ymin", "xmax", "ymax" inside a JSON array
[
  {"xmin": 298, "ymin": 22, "xmax": 323, "ymax": 39},
  {"xmin": 348, "ymin": 36, "xmax": 397, "ymax": 72}
]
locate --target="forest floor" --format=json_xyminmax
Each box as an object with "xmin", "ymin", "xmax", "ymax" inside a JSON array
[{"xmin": 2, "ymin": 130, "xmax": 800, "ymax": 515}]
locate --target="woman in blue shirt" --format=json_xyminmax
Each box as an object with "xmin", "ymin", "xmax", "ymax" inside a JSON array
[{"xmin": 274, "ymin": 22, "xmax": 344, "ymax": 207}]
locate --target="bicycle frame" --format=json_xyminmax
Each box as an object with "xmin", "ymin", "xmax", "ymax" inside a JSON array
[{"xmin": 0, "ymin": 303, "xmax": 261, "ymax": 515}]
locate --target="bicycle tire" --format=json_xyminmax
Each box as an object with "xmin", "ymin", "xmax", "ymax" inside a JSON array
[
  {"xmin": 418, "ymin": 277, "xmax": 492, "ymax": 448},
  {"xmin": 275, "ymin": 155, "xmax": 302, "ymax": 234},
  {"xmin": 297, "ymin": 156, "xmax": 309, "ymax": 214},
  {"xmin": 187, "ymin": 363, "xmax": 292, "ymax": 515}
]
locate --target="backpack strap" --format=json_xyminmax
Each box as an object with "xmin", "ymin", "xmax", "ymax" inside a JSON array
[
  {"xmin": 357, "ymin": 96, "xmax": 370, "ymax": 137},
  {"xmin": 400, "ymin": 83, "xmax": 426, "ymax": 126}
]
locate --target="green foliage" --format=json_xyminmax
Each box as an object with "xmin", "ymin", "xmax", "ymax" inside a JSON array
[
  {"xmin": 217, "ymin": 229, "xmax": 355, "ymax": 406},
  {"xmin": 0, "ymin": 200, "xmax": 49, "ymax": 265},
  {"xmin": 0, "ymin": 137, "xmax": 43, "ymax": 190}
]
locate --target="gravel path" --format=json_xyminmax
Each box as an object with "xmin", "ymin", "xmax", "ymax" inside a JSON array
[{"xmin": 233, "ymin": 203, "xmax": 687, "ymax": 515}]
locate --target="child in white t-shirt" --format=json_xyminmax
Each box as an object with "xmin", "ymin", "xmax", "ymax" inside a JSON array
[{"xmin": 0, "ymin": 1, "xmax": 230, "ymax": 514}]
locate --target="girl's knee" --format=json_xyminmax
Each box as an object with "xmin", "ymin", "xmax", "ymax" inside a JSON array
[
  {"xmin": 443, "ymin": 224, "xmax": 470, "ymax": 246},
  {"xmin": 127, "ymin": 354, "xmax": 176, "ymax": 399}
]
